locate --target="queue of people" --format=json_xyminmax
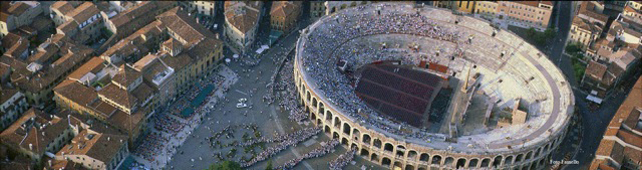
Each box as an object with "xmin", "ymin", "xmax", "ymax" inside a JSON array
[{"xmin": 275, "ymin": 139, "xmax": 340, "ymax": 170}]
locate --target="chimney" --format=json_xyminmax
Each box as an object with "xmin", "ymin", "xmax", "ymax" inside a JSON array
[{"xmin": 29, "ymin": 143, "xmax": 33, "ymax": 150}]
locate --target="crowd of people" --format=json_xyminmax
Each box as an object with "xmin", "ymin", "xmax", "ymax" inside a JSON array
[
  {"xmin": 152, "ymin": 114, "xmax": 184, "ymax": 134},
  {"xmin": 239, "ymin": 127, "xmax": 322, "ymax": 167},
  {"xmin": 275, "ymin": 139, "xmax": 340, "ymax": 170},
  {"xmin": 276, "ymin": 60, "xmax": 309, "ymax": 123},
  {"xmin": 298, "ymin": 3, "xmax": 466, "ymax": 141},
  {"xmin": 133, "ymin": 133, "xmax": 169, "ymax": 162},
  {"xmin": 329, "ymin": 148, "xmax": 357, "ymax": 170}
]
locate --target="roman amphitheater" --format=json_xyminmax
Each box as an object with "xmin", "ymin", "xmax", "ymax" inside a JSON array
[{"xmin": 293, "ymin": 2, "xmax": 574, "ymax": 170}]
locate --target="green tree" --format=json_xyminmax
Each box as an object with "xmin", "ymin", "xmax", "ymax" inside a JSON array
[
  {"xmin": 526, "ymin": 27, "xmax": 536, "ymax": 38},
  {"xmin": 544, "ymin": 28, "xmax": 556, "ymax": 39},
  {"xmin": 565, "ymin": 42, "xmax": 582, "ymax": 55},
  {"xmin": 208, "ymin": 161, "xmax": 242, "ymax": 170},
  {"xmin": 265, "ymin": 159, "xmax": 274, "ymax": 170}
]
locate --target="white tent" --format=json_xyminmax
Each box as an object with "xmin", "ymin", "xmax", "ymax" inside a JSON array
[
  {"xmin": 586, "ymin": 95, "xmax": 603, "ymax": 104},
  {"xmin": 225, "ymin": 58, "xmax": 231, "ymax": 64},
  {"xmin": 233, "ymin": 54, "xmax": 239, "ymax": 59}
]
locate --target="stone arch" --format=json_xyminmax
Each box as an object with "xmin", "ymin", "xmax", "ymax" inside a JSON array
[
  {"xmin": 325, "ymin": 111, "xmax": 332, "ymax": 121},
  {"xmin": 525, "ymin": 151, "xmax": 533, "ymax": 160},
  {"xmin": 350, "ymin": 2, "xmax": 357, "ymax": 7},
  {"xmin": 324, "ymin": 125, "xmax": 331, "ymax": 133},
  {"xmin": 394, "ymin": 161, "xmax": 403, "ymax": 169},
  {"xmin": 505, "ymin": 155, "xmax": 514, "ymax": 165},
  {"xmin": 333, "ymin": 132, "xmax": 339, "ymax": 139},
  {"xmin": 318, "ymin": 103, "xmax": 324, "ymax": 115},
  {"xmin": 445, "ymin": 157, "xmax": 455, "ymax": 167},
  {"xmin": 431, "ymin": 155, "xmax": 442, "ymax": 165},
  {"xmin": 530, "ymin": 161, "xmax": 537, "ymax": 170},
  {"xmin": 515, "ymin": 154, "xmax": 524, "ymax": 163},
  {"xmin": 362, "ymin": 134, "xmax": 371, "ymax": 145},
  {"xmin": 373, "ymin": 139, "xmax": 382, "ymax": 149},
  {"xmin": 343, "ymin": 123, "xmax": 351, "ymax": 135},
  {"xmin": 330, "ymin": 7, "xmax": 336, "ymax": 14},
  {"xmin": 341, "ymin": 137, "xmax": 349, "ymax": 145},
  {"xmin": 382, "ymin": 157, "xmax": 392, "ymax": 166},
  {"xmin": 456, "ymin": 158, "xmax": 466, "ymax": 169},
  {"xmin": 352, "ymin": 129, "xmax": 360, "ymax": 139},
  {"xmin": 312, "ymin": 97, "xmax": 318, "ymax": 107},
  {"xmin": 396, "ymin": 145, "xmax": 406, "ymax": 157},
  {"xmin": 481, "ymin": 158, "xmax": 491, "ymax": 167},
  {"xmin": 539, "ymin": 157, "xmax": 546, "ymax": 166},
  {"xmin": 408, "ymin": 150, "xmax": 418, "ymax": 159},
  {"xmin": 360, "ymin": 148, "xmax": 369, "ymax": 157},
  {"xmin": 306, "ymin": 91, "xmax": 311, "ymax": 101},
  {"xmin": 405, "ymin": 165, "xmax": 415, "ymax": 170},
  {"xmin": 419, "ymin": 153, "xmax": 429, "ymax": 162},
  {"xmin": 493, "ymin": 156, "xmax": 503, "ymax": 167},
  {"xmin": 351, "ymin": 143, "xmax": 358, "ymax": 150},
  {"xmin": 468, "ymin": 158, "xmax": 479, "ymax": 167},
  {"xmin": 334, "ymin": 117, "xmax": 341, "ymax": 128},
  {"xmin": 310, "ymin": 112, "xmax": 317, "ymax": 122},
  {"xmin": 371, "ymin": 153, "xmax": 379, "ymax": 162},
  {"xmin": 317, "ymin": 119, "xmax": 322, "ymax": 126},
  {"xmin": 545, "ymin": 143, "xmax": 551, "ymax": 152},
  {"xmin": 384, "ymin": 143, "xmax": 394, "ymax": 152},
  {"xmin": 305, "ymin": 106, "xmax": 310, "ymax": 115},
  {"xmin": 534, "ymin": 147, "xmax": 542, "ymax": 158}
]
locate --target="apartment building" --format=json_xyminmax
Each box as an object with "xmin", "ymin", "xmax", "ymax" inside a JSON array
[
  {"xmin": 0, "ymin": 1, "xmax": 44, "ymax": 38},
  {"xmin": 475, "ymin": 1, "xmax": 499, "ymax": 21},
  {"xmin": 310, "ymin": 1, "xmax": 326, "ymax": 20},
  {"xmin": 570, "ymin": 17, "xmax": 605, "ymax": 49},
  {"xmin": 497, "ymin": 1, "xmax": 554, "ymax": 30},
  {"xmin": 224, "ymin": 1, "xmax": 262, "ymax": 54},
  {"xmin": 54, "ymin": 129, "xmax": 129, "ymax": 170},
  {"xmin": 0, "ymin": 34, "xmax": 95, "ymax": 110},
  {"xmin": 270, "ymin": 1, "xmax": 302, "ymax": 33},
  {"xmin": 589, "ymin": 77, "xmax": 642, "ymax": 170},
  {"xmin": 0, "ymin": 87, "xmax": 28, "ymax": 131},
  {"xmin": 185, "ymin": 1, "xmax": 217, "ymax": 18},
  {"xmin": 0, "ymin": 109, "xmax": 75, "ymax": 163},
  {"xmin": 54, "ymin": 7, "xmax": 223, "ymax": 144},
  {"xmin": 325, "ymin": 1, "xmax": 371, "ymax": 15}
]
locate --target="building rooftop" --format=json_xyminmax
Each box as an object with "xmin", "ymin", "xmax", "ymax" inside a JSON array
[
  {"xmin": 271, "ymin": 1, "xmax": 301, "ymax": 18},
  {"xmin": 590, "ymin": 77, "xmax": 642, "ymax": 169},
  {"xmin": 0, "ymin": 108, "xmax": 69, "ymax": 156},
  {"xmin": 7, "ymin": 2, "xmax": 32, "ymax": 16},
  {"xmin": 67, "ymin": 2, "xmax": 100, "ymax": 23},
  {"xmin": 56, "ymin": 129, "xmax": 127, "ymax": 164},
  {"xmin": 67, "ymin": 57, "xmax": 106, "ymax": 83},
  {"xmin": 224, "ymin": 1, "xmax": 261, "ymax": 34},
  {"xmin": 578, "ymin": 1, "xmax": 609, "ymax": 24},
  {"xmin": 111, "ymin": 64, "xmax": 141, "ymax": 89}
]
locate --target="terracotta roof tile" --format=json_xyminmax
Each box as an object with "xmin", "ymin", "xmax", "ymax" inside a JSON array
[{"xmin": 224, "ymin": 1, "xmax": 261, "ymax": 34}]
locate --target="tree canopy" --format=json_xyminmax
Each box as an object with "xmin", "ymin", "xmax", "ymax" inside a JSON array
[{"xmin": 208, "ymin": 161, "xmax": 242, "ymax": 170}]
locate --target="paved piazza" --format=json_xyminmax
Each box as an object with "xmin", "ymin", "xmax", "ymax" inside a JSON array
[
  {"xmin": 123, "ymin": 28, "xmax": 387, "ymax": 170},
  {"xmin": 293, "ymin": 2, "xmax": 574, "ymax": 170}
]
